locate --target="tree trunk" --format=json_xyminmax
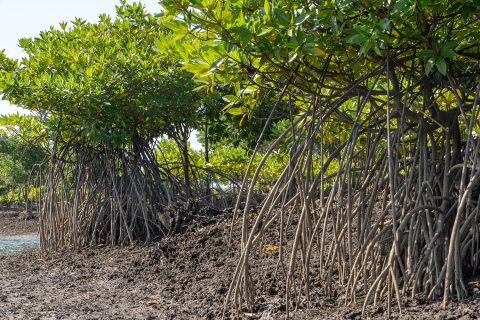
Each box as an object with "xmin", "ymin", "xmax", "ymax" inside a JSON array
[
  {"xmin": 180, "ymin": 134, "xmax": 192, "ymax": 199},
  {"xmin": 204, "ymin": 122, "xmax": 211, "ymax": 200}
]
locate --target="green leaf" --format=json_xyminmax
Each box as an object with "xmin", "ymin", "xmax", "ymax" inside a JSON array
[
  {"xmin": 378, "ymin": 18, "xmax": 390, "ymax": 31},
  {"xmin": 418, "ymin": 50, "xmax": 434, "ymax": 58},
  {"xmin": 425, "ymin": 58, "xmax": 435, "ymax": 75},
  {"xmin": 440, "ymin": 46, "xmax": 456, "ymax": 58},
  {"xmin": 209, "ymin": 57, "xmax": 226, "ymax": 72},
  {"xmin": 264, "ymin": 0, "xmax": 271, "ymax": 18},
  {"xmin": 241, "ymin": 87, "xmax": 257, "ymax": 95},
  {"xmin": 164, "ymin": 20, "xmax": 188, "ymax": 33},
  {"xmin": 374, "ymin": 42, "xmax": 381, "ymax": 56},
  {"xmin": 226, "ymin": 107, "xmax": 245, "ymax": 115},
  {"xmin": 359, "ymin": 40, "xmax": 372, "ymax": 56},
  {"xmin": 394, "ymin": 0, "xmax": 411, "ymax": 12},
  {"xmin": 258, "ymin": 27, "xmax": 274, "ymax": 37},
  {"xmin": 229, "ymin": 27, "xmax": 253, "ymax": 41},
  {"xmin": 288, "ymin": 51, "xmax": 298, "ymax": 63},
  {"xmin": 347, "ymin": 34, "xmax": 366, "ymax": 45},
  {"xmin": 295, "ymin": 12, "xmax": 312, "ymax": 26},
  {"xmin": 436, "ymin": 57, "xmax": 447, "ymax": 75},
  {"xmin": 331, "ymin": 16, "xmax": 338, "ymax": 32},
  {"xmin": 222, "ymin": 95, "xmax": 238, "ymax": 103},
  {"xmin": 274, "ymin": 8, "xmax": 290, "ymax": 26}
]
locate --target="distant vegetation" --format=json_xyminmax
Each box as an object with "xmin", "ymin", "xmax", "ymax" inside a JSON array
[{"xmin": 0, "ymin": 114, "xmax": 48, "ymax": 207}]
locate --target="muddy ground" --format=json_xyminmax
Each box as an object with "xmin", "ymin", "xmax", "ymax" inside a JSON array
[
  {"xmin": 2, "ymin": 208, "xmax": 480, "ymax": 319},
  {"xmin": 0, "ymin": 207, "xmax": 37, "ymax": 237}
]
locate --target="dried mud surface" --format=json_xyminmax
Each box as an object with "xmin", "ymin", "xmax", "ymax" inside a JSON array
[{"xmin": 2, "ymin": 208, "xmax": 480, "ymax": 319}]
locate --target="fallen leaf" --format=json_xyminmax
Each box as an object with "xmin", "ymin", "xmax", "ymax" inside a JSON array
[
  {"xmin": 147, "ymin": 299, "xmax": 160, "ymax": 305},
  {"xmin": 263, "ymin": 245, "xmax": 279, "ymax": 252}
]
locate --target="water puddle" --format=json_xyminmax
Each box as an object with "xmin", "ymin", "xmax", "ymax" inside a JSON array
[{"xmin": 0, "ymin": 235, "xmax": 39, "ymax": 254}]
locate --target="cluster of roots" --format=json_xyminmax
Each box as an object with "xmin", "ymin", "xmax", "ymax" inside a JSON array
[
  {"xmin": 40, "ymin": 140, "xmax": 173, "ymax": 249},
  {"xmin": 38, "ymin": 87, "xmax": 480, "ymax": 316},
  {"xmin": 227, "ymin": 81, "xmax": 480, "ymax": 314}
]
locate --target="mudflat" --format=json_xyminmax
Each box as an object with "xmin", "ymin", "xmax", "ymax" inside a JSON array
[
  {"xmin": 2, "ymin": 210, "xmax": 480, "ymax": 319},
  {"xmin": 0, "ymin": 209, "xmax": 37, "ymax": 238}
]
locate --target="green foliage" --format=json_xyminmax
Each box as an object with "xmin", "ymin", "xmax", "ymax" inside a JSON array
[
  {"xmin": 161, "ymin": 0, "xmax": 480, "ymax": 116},
  {"xmin": 0, "ymin": 113, "xmax": 50, "ymax": 149},
  {"xmin": 154, "ymin": 1, "xmax": 480, "ymax": 309},
  {"xmin": 156, "ymin": 138, "xmax": 288, "ymax": 188},
  {"xmin": 156, "ymin": 0, "xmax": 480, "ymax": 202},
  {"xmin": 0, "ymin": 2, "xmax": 202, "ymax": 148},
  {"xmin": 0, "ymin": 114, "xmax": 48, "ymax": 203},
  {"xmin": 203, "ymin": 90, "xmax": 295, "ymax": 149},
  {"xmin": 156, "ymin": 138, "xmax": 203, "ymax": 180}
]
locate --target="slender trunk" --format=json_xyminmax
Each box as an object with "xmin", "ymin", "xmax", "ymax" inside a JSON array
[
  {"xmin": 180, "ymin": 134, "xmax": 192, "ymax": 198},
  {"xmin": 205, "ymin": 122, "xmax": 211, "ymax": 200},
  {"xmin": 24, "ymin": 181, "xmax": 31, "ymax": 214}
]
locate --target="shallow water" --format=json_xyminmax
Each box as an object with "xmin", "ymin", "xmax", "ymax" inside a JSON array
[{"xmin": 0, "ymin": 236, "xmax": 39, "ymax": 254}]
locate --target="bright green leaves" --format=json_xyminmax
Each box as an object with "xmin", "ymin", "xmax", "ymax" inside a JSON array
[
  {"xmin": 0, "ymin": 2, "xmax": 204, "ymax": 148},
  {"xmin": 0, "ymin": 114, "xmax": 49, "ymax": 198},
  {"xmin": 0, "ymin": 114, "xmax": 48, "ymax": 144},
  {"xmin": 263, "ymin": 0, "xmax": 271, "ymax": 22},
  {"xmin": 164, "ymin": 19, "xmax": 189, "ymax": 40},
  {"xmin": 209, "ymin": 57, "xmax": 226, "ymax": 73},
  {"xmin": 159, "ymin": 0, "xmax": 480, "ymax": 143},
  {"xmin": 346, "ymin": 17, "xmax": 391, "ymax": 56},
  {"xmin": 0, "ymin": 51, "xmax": 19, "ymax": 97},
  {"xmin": 222, "ymin": 85, "xmax": 258, "ymax": 124},
  {"xmin": 225, "ymin": 107, "xmax": 248, "ymax": 116}
]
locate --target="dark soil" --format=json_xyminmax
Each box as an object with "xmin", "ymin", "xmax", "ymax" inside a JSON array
[{"xmin": 2, "ymin": 208, "xmax": 480, "ymax": 319}]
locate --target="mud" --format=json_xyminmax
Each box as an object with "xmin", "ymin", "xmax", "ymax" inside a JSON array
[
  {"xmin": 1, "ymin": 208, "xmax": 480, "ymax": 319},
  {"xmin": 0, "ymin": 208, "xmax": 38, "ymax": 238}
]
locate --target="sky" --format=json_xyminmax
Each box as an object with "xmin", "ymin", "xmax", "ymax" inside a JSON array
[{"xmin": 0, "ymin": 0, "xmax": 161, "ymax": 115}]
